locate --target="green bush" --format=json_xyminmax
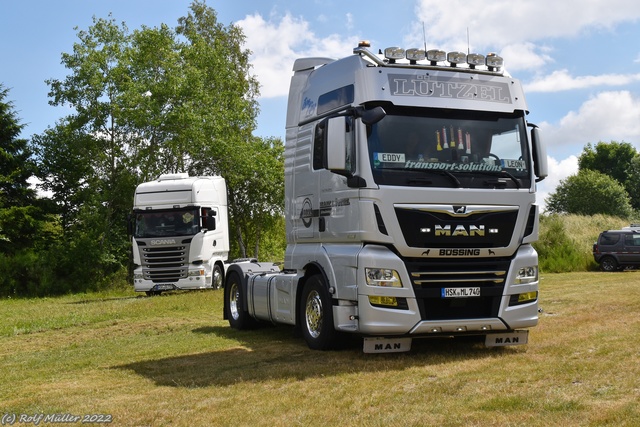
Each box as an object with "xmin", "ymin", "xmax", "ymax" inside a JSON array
[{"xmin": 534, "ymin": 213, "xmax": 631, "ymax": 273}]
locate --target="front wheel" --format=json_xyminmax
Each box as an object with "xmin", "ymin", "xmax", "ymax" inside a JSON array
[
  {"xmin": 600, "ymin": 256, "xmax": 618, "ymax": 272},
  {"xmin": 299, "ymin": 275, "xmax": 337, "ymax": 350},
  {"xmin": 212, "ymin": 264, "xmax": 223, "ymax": 290},
  {"xmin": 224, "ymin": 272, "xmax": 257, "ymax": 329}
]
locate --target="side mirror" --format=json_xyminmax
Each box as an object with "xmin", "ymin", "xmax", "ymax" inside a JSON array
[
  {"xmin": 531, "ymin": 127, "xmax": 548, "ymax": 182},
  {"xmin": 356, "ymin": 106, "xmax": 386, "ymax": 125},
  {"xmin": 202, "ymin": 209, "xmax": 217, "ymax": 231},
  {"xmin": 326, "ymin": 116, "xmax": 348, "ymax": 172}
]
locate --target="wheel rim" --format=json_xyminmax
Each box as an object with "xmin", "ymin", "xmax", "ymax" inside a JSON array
[
  {"xmin": 229, "ymin": 283, "xmax": 240, "ymax": 320},
  {"xmin": 602, "ymin": 258, "xmax": 616, "ymax": 271},
  {"xmin": 305, "ymin": 290, "xmax": 323, "ymax": 339}
]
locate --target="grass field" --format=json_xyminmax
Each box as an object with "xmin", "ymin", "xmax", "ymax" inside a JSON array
[{"xmin": 1, "ymin": 272, "xmax": 639, "ymax": 426}]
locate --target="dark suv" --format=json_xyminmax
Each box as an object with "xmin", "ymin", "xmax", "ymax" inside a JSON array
[{"xmin": 593, "ymin": 227, "xmax": 640, "ymax": 271}]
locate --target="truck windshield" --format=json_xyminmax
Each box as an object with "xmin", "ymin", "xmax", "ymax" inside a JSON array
[
  {"xmin": 367, "ymin": 107, "xmax": 531, "ymax": 188},
  {"xmin": 133, "ymin": 208, "xmax": 200, "ymax": 238}
]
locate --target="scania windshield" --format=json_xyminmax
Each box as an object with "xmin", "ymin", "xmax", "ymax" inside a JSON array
[
  {"xmin": 133, "ymin": 208, "xmax": 200, "ymax": 238},
  {"xmin": 367, "ymin": 107, "xmax": 532, "ymax": 189}
]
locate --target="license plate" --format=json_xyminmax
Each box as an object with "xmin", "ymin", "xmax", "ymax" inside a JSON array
[
  {"xmin": 442, "ymin": 287, "xmax": 481, "ymax": 298},
  {"xmin": 485, "ymin": 331, "xmax": 529, "ymax": 347},
  {"xmin": 363, "ymin": 337, "xmax": 412, "ymax": 353},
  {"xmin": 153, "ymin": 284, "xmax": 175, "ymax": 291}
]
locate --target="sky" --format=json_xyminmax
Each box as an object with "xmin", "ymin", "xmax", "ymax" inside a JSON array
[{"xmin": 3, "ymin": 0, "xmax": 640, "ymax": 207}]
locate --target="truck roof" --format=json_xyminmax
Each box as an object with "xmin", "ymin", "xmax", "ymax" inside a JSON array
[
  {"xmin": 287, "ymin": 43, "xmax": 528, "ymax": 129},
  {"xmin": 134, "ymin": 174, "xmax": 227, "ymax": 209}
]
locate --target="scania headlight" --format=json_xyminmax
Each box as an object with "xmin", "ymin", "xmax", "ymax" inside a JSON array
[
  {"xmin": 188, "ymin": 268, "xmax": 205, "ymax": 277},
  {"xmin": 515, "ymin": 266, "xmax": 538, "ymax": 284},
  {"xmin": 365, "ymin": 268, "xmax": 402, "ymax": 287}
]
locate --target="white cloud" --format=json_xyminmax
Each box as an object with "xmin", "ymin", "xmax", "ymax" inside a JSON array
[
  {"xmin": 409, "ymin": 0, "xmax": 640, "ymax": 74},
  {"xmin": 415, "ymin": 0, "xmax": 640, "ymax": 48},
  {"xmin": 236, "ymin": 13, "xmax": 359, "ymax": 98},
  {"xmin": 500, "ymin": 43, "xmax": 554, "ymax": 72},
  {"xmin": 537, "ymin": 155, "xmax": 579, "ymax": 211},
  {"xmin": 535, "ymin": 91, "xmax": 640, "ymax": 207},
  {"xmin": 525, "ymin": 70, "xmax": 640, "ymax": 93},
  {"xmin": 542, "ymin": 91, "xmax": 640, "ymax": 149}
]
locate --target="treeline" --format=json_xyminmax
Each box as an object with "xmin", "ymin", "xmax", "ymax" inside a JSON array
[
  {"xmin": 0, "ymin": 1, "xmax": 284, "ymax": 297},
  {"xmin": 546, "ymin": 141, "xmax": 640, "ymax": 218}
]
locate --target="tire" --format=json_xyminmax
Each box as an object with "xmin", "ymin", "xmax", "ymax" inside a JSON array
[
  {"xmin": 212, "ymin": 264, "xmax": 223, "ymax": 290},
  {"xmin": 224, "ymin": 271, "xmax": 256, "ymax": 329},
  {"xmin": 600, "ymin": 256, "xmax": 618, "ymax": 272},
  {"xmin": 299, "ymin": 274, "xmax": 337, "ymax": 350}
]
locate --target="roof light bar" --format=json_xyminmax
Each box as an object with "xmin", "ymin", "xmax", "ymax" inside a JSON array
[{"xmin": 360, "ymin": 44, "xmax": 504, "ymax": 73}]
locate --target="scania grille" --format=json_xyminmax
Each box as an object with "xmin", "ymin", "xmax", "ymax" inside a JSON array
[
  {"xmin": 406, "ymin": 258, "xmax": 510, "ymax": 320},
  {"xmin": 141, "ymin": 245, "xmax": 188, "ymax": 283}
]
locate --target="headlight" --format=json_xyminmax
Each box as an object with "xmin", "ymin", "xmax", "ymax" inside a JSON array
[
  {"xmin": 365, "ymin": 268, "xmax": 402, "ymax": 287},
  {"xmin": 133, "ymin": 273, "xmax": 144, "ymax": 280},
  {"xmin": 515, "ymin": 266, "xmax": 538, "ymax": 284},
  {"xmin": 188, "ymin": 268, "xmax": 205, "ymax": 277}
]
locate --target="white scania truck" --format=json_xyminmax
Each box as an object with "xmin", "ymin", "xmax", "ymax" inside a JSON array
[
  {"xmin": 130, "ymin": 173, "xmax": 229, "ymax": 295},
  {"xmin": 223, "ymin": 42, "xmax": 548, "ymax": 352}
]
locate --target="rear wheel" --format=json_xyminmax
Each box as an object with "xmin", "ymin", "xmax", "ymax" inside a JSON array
[
  {"xmin": 300, "ymin": 275, "xmax": 337, "ymax": 350},
  {"xmin": 600, "ymin": 256, "xmax": 618, "ymax": 272}
]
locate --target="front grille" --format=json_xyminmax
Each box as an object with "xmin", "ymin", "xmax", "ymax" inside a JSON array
[
  {"xmin": 395, "ymin": 206, "xmax": 517, "ymax": 248},
  {"xmin": 406, "ymin": 258, "xmax": 510, "ymax": 320},
  {"xmin": 141, "ymin": 245, "xmax": 188, "ymax": 283}
]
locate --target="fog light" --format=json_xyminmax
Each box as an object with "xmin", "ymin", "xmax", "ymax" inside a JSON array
[
  {"xmin": 369, "ymin": 295, "xmax": 398, "ymax": 307},
  {"xmin": 518, "ymin": 291, "xmax": 538, "ymax": 303}
]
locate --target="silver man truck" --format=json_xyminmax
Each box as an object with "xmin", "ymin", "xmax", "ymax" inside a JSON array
[
  {"xmin": 224, "ymin": 42, "xmax": 548, "ymax": 352},
  {"xmin": 130, "ymin": 173, "xmax": 230, "ymax": 295}
]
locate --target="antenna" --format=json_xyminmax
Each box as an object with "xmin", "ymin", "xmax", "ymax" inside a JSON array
[
  {"xmin": 467, "ymin": 27, "xmax": 470, "ymax": 55},
  {"xmin": 422, "ymin": 21, "xmax": 427, "ymax": 51}
]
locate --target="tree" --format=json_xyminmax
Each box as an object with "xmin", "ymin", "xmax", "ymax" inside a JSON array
[
  {"xmin": 546, "ymin": 169, "xmax": 633, "ymax": 218},
  {"xmin": 30, "ymin": 1, "xmax": 280, "ymax": 293},
  {"xmin": 0, "ymin": 84, "xmax": 42, "ymax": 253},
  {"xmin": 578, "ymin": 141, "xmax": 640, "ymax": 209},
  {"xmin": 224, "ymin": 136, "xmax": 284, "ymax": 259}
]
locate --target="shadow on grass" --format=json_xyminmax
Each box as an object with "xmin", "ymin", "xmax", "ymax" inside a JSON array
[{"xmin": 115, "ymin": 324, "xmax": 513, "ymax": 388}]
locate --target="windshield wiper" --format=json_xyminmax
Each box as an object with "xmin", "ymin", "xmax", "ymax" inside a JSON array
[
  {"xmin": 474, "ymin": 170, "xmax": 522, "ymax": 189},
  {"xmin": 380, "ymin": 167, "xmax": 462, "ymax": 187}
]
